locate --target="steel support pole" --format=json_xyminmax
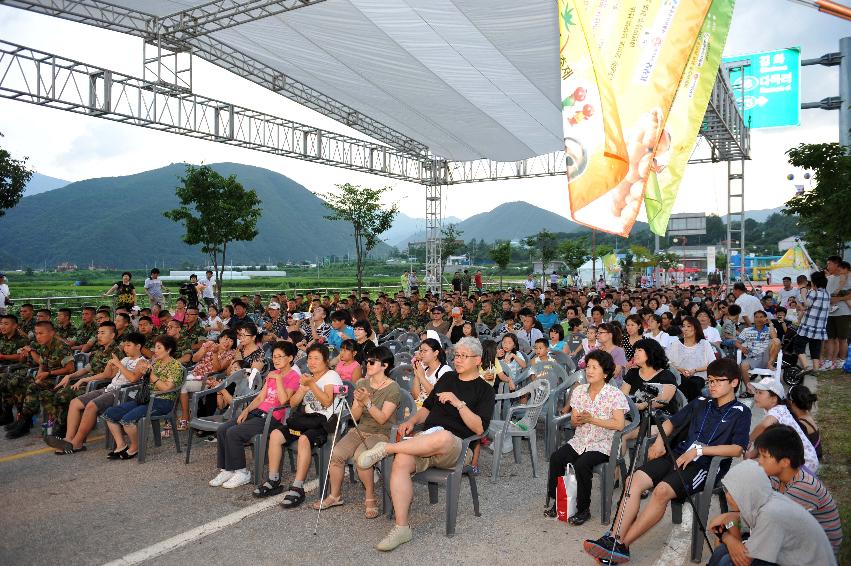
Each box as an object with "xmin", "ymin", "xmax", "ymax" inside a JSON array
[{"xmin": 840, "ymin": 36, "xmax": 851, "ymax": 150}]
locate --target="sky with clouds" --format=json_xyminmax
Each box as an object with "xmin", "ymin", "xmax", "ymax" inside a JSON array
[{"xmin": 0, "ymin": 1, "xmax": 847, "ymax": 222}]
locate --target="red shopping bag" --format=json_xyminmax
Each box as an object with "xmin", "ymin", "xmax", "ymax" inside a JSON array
[{"xmin": 556, "ymin": 464, "xmax": 577, "ymax": 522}]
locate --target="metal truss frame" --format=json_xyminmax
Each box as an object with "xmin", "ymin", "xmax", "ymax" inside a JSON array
[
  {"xmin": 0, "ymin": 41, "xmax": 429, "ymax": 182},
  {"xmin": 2, "ymin": 0, "xmax": 430, "ymax": 157}
]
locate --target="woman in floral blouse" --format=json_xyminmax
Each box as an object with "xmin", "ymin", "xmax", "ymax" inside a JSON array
[
  {"xmin": 545, "ymin": 349, "xmax": 629, "ymax": 525},
  {"xmin": 103, "ymin": 335, "xmax": 184, "ymax": 460}
]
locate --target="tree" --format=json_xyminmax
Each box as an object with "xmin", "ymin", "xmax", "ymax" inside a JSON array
[
  {"xmin": 441, "ymin": 224, "xmax": 464, "ymax": 264},
  {"xmin": 651, "ymin": 251, "xmax": 680, "ymax": 285},
  {"xmin": 785, "ymin": 142, "xmax": 851, "ymax": 261},
  {"xmin": 164, "ymin": 164, "xmax": 262, "ymax": 303},
  {"xmin": 316, "ymin": 182, "xmax": 398, "ymax": 294},
  {"xmin": 559, "ymin": 238, "xmax": 588, "ymax": 274},
  {"xmin": 490, "ymin": 241, "xmax": 512, "ymax": 289},
  {"xmin": 0, "ymin": 133, "xmax": 34, "ymax": 218},
  {"xmin": 526, "ymin": 229, "xmax": 559, "ymax": 267}
]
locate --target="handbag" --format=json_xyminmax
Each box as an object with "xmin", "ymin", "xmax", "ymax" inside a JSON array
[
  {"xmin": 556, "ymin": 464, "xmax": 578, "ymax": 522},
  {"xmin": 135, "ymin": 368, "xmax": 152, "ymax": 405}
]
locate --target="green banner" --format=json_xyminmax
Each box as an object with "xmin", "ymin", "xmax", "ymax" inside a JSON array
[{"xmin": 645, "ymin": 0, "xmax": 735, "ymax": 236}]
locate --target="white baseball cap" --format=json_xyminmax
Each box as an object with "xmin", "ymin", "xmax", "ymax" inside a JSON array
[{"xmin": 751, "ymin": 378, "xmax": 786, "ymax": 399}]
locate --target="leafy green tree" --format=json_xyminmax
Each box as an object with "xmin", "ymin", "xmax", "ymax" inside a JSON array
[
  {"xmin": 490, "ymin": 241, "xmax": 512, "ymax": 289},
  {"xmin": 316, "ymin": 182, "xmax": 398, "ymax": 294},
  {"xmin": 559, "ymin": 238, "xmax": 588, "ymax": 274},
  {"xmin": 164, "ymin": 164, "xmax": 262, "ymax": 302},
  {"xmin": 526, "ymin": 229, "xmax": 559, "ymax": 267},
  {"xmin": 785, "ymin": 142, "xmax": 851, "ymax": 261},
  {"xmin": 441, "ymin": 224, "xmax": 464, "ymax": 264},
  {"xmin": 0, "ymin": 133, "xmax": 34, "ymax": 218}
]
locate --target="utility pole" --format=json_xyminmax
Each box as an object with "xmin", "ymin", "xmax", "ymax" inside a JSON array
[
  {"xmin": 800, "ymin": 36, "xmax": 850, "ymax": 150},
  {"xmin": 591, "ymin": 229, "xmax": 597, "ymax": 285}
]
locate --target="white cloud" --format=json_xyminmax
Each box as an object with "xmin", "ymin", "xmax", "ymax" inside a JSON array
[{"xmin": 0, "ymin": 2, "xmax": 846, "ymax": 223}]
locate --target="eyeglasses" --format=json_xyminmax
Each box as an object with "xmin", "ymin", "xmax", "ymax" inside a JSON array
[
  {"xmin": 706, "ymin": 378, "xmax": 731, "ymax": 386},
  {"xmin": 453, "ymin": 353, "xmax": 479, "ymax": 360},
  {"xmin": 366, "ymin": 359, "xmax": 383, "ymax": 366},
  {"xmin": 271, "ymin": 354, "xmax": 289, "ymax": 360}
]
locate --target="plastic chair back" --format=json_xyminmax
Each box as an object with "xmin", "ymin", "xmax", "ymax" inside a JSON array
[{"xmin": 389, "ymin": 364, "xmax": 414, "ymax": 392}]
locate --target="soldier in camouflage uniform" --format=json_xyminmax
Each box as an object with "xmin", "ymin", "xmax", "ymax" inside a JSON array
[
  {"xmin": 51, "ymin": 322, "xmax": 120, "ymax": 431},
  {"xmin": 80, "ymin": 309, "xmax": 111, "ymax": 354},
  {"xmin": 17, "ymin": 303, "xmax": 35, "ymax": 338},
  {"xmin": 398, "ymin": 302, "xmax": 417, "ymax": 332},
  {"xmin": 164, "ymin": 320, "xmax": 193, "ymax": 364},
  {"xmin": 180, "ymin": 307, "xmax": 206, "ymax": 351},
  {"xmin": 0, "ymin": 314, "xmax": 29, "ymax": 426},
  {"xmin": 137, "ymin": 316, "xmax": 159, "ymax": 358},
  {"xmin": 69, "ymin": 307, "xmax": 97, "ymax": 350},
  {"xmin": 6, "ymin": 321, "xmax": 74, "ymax": 439},
  {"xmin": 477, "ymin": 300, "xmax": 500, "ymax": 330},
  {"xmin": 55, "ymin": 308, "xmax": 77, "ymax": 345},
  {"xmin": 380, "ymin": 302, "xmax": 402, "ymax": 335}
]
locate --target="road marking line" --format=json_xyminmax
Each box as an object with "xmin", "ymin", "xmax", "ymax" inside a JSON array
[
  {"xmin": 0, "ymin": 435, "xmax": 105, "ymax": 463},
  {"xmin": 102, "ymin": 478, "xmax": 319, "ymax": 566}
]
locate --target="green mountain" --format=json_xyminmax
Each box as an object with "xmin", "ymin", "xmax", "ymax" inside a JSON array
[
  {"xmin": 396, "ymin": 201, "xmax": 583, "ymax": 245},
  {"xmin": 0, "ymin": 163, "xmax": 387, "ymax": 269}
]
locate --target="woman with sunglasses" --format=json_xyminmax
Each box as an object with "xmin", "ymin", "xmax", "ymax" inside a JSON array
[{"xmin": 312, "ymin": 346, "xmax": 400, "ymax": 518}]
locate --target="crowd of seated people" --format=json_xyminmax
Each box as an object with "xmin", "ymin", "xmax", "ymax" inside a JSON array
[{"xmin": 0, "ymin": 271, "xmax": 843, "ymax": 560}]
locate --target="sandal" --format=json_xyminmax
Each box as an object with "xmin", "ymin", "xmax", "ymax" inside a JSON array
[
  {"xmin": 364, "ymin": 498, "xmax": 379, "ymax": 519},
  {"xmin": 280, "ymin": 486, "xmax": 305, "ymax": 508},
  {"xmin": 177, "ymin": 419, "xmax": 188, "ymax": 431},
  {"xmin": 161, "ymin": 423, "xmax": 173, "ymax": 438},
  {"xmin": 108, "ymin": 446, "xmax": 128, "ymax": 460},
  {"xmin": 253, "ymin": 479, "xmax": 283, "ymax": 498},
  {"xmin": 54, "ymin": 445, "xmax": 87, "ymax": 455},
  {"xmin": 311, "ymin": 495, "xmax": 344, "ymax": 510}
]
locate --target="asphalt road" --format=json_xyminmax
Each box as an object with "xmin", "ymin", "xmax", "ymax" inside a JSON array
[{"xmin": 0, "ymin": 424, "xmax": 697, "ymax": 566}]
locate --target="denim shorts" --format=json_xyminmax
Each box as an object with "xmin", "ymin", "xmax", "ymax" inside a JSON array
[{"xmin": 103, "ymin": 398, "xmax": 174, "ymax": 425}]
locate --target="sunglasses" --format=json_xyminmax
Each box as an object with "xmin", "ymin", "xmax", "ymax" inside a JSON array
[{"xmin": 366, "ymin": 359, "xmax": 383, "ymax": 366}]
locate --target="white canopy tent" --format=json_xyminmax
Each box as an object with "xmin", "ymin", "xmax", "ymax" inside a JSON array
[{"xmin": 103, "ymin": 0, "xmax": 564, "ymax": 162}]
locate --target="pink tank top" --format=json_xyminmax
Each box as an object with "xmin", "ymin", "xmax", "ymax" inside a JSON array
[{"xmin": 336, "ymin": 360, "xmax": 360, "ymax": 382}]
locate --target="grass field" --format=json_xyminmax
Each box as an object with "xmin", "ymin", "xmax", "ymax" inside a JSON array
[{"xmin": 816, "ymin": 371, "xmax": 851, "ymax": 565}]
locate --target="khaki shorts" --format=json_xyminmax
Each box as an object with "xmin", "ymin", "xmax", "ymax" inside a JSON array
[
  {"xmin": 413, "ymin": 434, "xmax": 469, "ymax": 474},
  {"xmin": 330, "ymin": 429, "xmax": 388, "ymax": 467}
]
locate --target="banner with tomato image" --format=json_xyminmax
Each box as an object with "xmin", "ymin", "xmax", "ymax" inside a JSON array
[
  {"xmin": 559, "ymin": 0, "xmax": 714, "ymax": 237},
  {"xmin": 644, "ymin": 0, "xmax": 735, "ymax": 236}
]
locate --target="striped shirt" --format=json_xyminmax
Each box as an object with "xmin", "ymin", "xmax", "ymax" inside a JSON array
[
  {"xmin": 771, "ymin": 469, "xmax": 842, "ymax": 555},
  {"xmin": 797, "ymin": 289, "xmax": 830, "ymax": 341}
]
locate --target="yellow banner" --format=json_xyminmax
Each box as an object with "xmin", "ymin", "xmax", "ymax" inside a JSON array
[
  {"xmin": 645, "ymin": 0, "xmax": 736, "ymax": 235},
  {"xmin": 560, "ymin": 0, "xmax": 712, "ymax": 236}
]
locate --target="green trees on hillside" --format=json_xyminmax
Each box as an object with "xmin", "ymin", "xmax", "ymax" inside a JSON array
[
  {"xmin": 0, "ymin": 133, "xmax": 33, "ymax": 218},
  {"xmin": 164, "ymin": 165, "xmax": 262, "ymax": 302},
  {"xmin": 316, "ymin": 183, "xmax": 398, "ymax": 293}
]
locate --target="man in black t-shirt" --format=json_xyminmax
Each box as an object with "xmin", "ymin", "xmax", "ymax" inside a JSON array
[{"xmin": 357, "ymin": 336, "xmax": 494, "ymax": 552}]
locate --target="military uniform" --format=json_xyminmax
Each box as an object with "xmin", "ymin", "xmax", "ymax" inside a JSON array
[
  {"xmin": 52, "ymin": 340, "xmax": 119, "ymax": 422},
  {"xmin": 380, "ymin": 314, "xmax": 401, "ymax": 333},
  {"xmin": 20, "ymin": 337, "xmax": 73, "ymax": 423},
  {"xmin": 0, "ymin": 333, "xmax": 31, "ymax": 406},
  {"xmin": 141, "ymin": 329, "xmax": 159, "ymax": 352},
  {"xmin": 55, "ymin": 323, "xmax": 77, "ymax": 342},
  {"xmin": 18, "ymin": 317, "xmax": 35, "ymax": 338},
  {"xmin": 181, "ymin": 321, "xmax": 206, "ymax": 349},
  {"xmin": 479, "ymin": 309, "xmax": 500, "ymax": 329},
  {"xmin": 74, "ymin": 322, "xmax": 97, "ymax": 347}
]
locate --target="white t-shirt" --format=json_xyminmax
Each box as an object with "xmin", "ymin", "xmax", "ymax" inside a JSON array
[
  {"xmin": 826, "ymin": 274, "xmax": 851, "ymax": 316},
  {"xmin": 702, "ymin": 326, "xmax": 721, "ymax": 344},
  {"xmin": 778, "ymin": 287, "xmax": 798, "ymax": 308},
  {"xmin": 200, "ymin": 276, "xmax": 216, "ymax": 299},
  {"xmin": 0, "ymin": 283, "xmax": 9, "ymax": 307},
  {"xmin": 416, "ymin": 363, "xmax": 451, "ymax": 404},
  {"xmin": 665, "ymin": 339, "xmax": 715, "ymax": 378},
  {"xmin": 302, "ymin": 369, "xmax": 343, "ymax": 419},
  {"xmin": 106, "ymin": 356, "xmax": 144, "ymax": 392},
  {"xmin": 766, "ymin": 405, "xmax": 819, "ymax": 473},
  {"xmin": 524, "ymin": 279, "xmax": 536, "ymax": 290},
  {"xmin": 735, "ymin": 293, "xmax": 763, "ymax": 324},
  {"xmin": 644, "ymin": 330, "xmax": 674, "ymax": 349}
]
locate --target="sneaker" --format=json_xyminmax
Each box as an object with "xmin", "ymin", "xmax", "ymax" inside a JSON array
[
  {"xmin": 356, "ymin": 441, "xmax": 388, "ymax": 469},
  {"xmin": 584, "ymin": 534, "xmax": 630, "ymax": 564},
  {"xmin": 222, "ymin": 469, "xmax": 252, "ymax": 489},
  {"xmin": 822, "ymin": 360, "xmax": 834, "ymax": 370},
  {"xmin": 375, "ymin": 524, "xmax": 413, "ymax": 552},
  {"xmin": 209, "ymin": 469, "xmax": 235, "ymax": 487}
]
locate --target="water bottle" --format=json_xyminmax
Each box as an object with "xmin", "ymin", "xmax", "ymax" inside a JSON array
[
  {"xmin": 511, "ymin": 419, "xmax": 529, "ymax": 431},
  {"xmin": 44, "ymin": 418, "xmax": 54, "ymax": 436}
]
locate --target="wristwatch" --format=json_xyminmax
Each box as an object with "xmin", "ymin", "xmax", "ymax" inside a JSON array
[
  {"xmin": 365, "ymin": 401, "xmax": 372, "ymax": 410},
  {"xmin": 695, "ymin": 444, "xmax": 704, "ymax": 458}
]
